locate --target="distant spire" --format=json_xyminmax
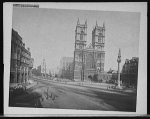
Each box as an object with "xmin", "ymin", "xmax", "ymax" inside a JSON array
[{"xmin": 77, "ymin": 18, "xmax": 80, "ymax": 25}]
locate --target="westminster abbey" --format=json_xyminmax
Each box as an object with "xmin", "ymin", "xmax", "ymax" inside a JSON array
[{"xmin": 73, "ymin": 18, "xmax": 106, "ymax": 81}]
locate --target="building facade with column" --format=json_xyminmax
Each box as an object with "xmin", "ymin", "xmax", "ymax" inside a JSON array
[
  {"xmin": 10, "ymin": 29, "xmax": 34, "ymax": 84},
  {"xmin": 73, "ymin": 19, "xmax": 105, "ymax": 81},
  {"xmin": 121, "ymin": 57, "xmax": 139, "ymax": 87}
]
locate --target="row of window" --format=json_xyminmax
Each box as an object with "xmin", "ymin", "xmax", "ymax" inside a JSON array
[
  {"xmin": 12, "ymin": 52, "xmax": 19, "ymax": 60},
  {"xmin": 123, "ymin": 64, "xmax": 138, "ymax": 70},
  {"xmin": 22, "ymin": 51, "xmax": 31, "ymax": 59},
  {"xmin": 75, "ymin": 33, "xmax": 85, "ymax": 41},
  {"xmin": 12, "ymin": 36, "xmax": 22, "ymax": 47},
  {"xmin": 12, "ymin": 43, "xmax": 31, "ymax": 60},
  {"xmin": 121, "ymin": 74, "xmax": 137, "ymax": 79},
  {"xmin": 21, "ymin": 57, "xmax": 31, "ymax": 65},
  {"xmin": 12, "ymin": 44, "xmax": 21, "ymax": 52},
  {"xmin": 12, "ymin": 51, "xmax": 31, "ymax": 61},
  {"xmin": 11, "ymin": 60, "xmax": 30, "ymax": 70},
  {"xmin": 125, "ymin": 60, "xmax": 138, "ymax": 64},
  {"xmin": 122, "ymin": 69, "xmax": 138, "ymax": 74},
  {"xmin": 98, "ymin": 36, "xmax": 104, "ymax": 43}
]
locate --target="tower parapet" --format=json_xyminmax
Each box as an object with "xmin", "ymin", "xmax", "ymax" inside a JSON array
[
  {"xmin": 75, "ymin": 18, "xmax": 87, "ymax": 50},
  {"xmin": 92, "ymin": 21, "xmax": 105, "ymax": 51}
]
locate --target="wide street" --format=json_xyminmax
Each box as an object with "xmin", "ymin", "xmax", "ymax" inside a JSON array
[{"xmin": 14, "ymin": 77, "xmax": 136, "ymax": 112}]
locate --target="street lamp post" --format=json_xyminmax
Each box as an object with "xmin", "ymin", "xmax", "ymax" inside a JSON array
[{"xmin": 117, "ymin": 48, "xmax": 121, "ymax": 88}]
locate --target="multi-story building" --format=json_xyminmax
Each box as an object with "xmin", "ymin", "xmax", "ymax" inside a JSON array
[
  {"xmin": 59, "ymin": 57, "xmax": 74, "ymax": 80},
  {"xmin": 10, "ymin": 29, "xmax": 34, "ymax": 84},
  {"xmin": 73, "ymin": 19, "xmax": 105, "ymax": 81},
  {"xmin": 121, "ymin": 57, "xmax": 139, "ymax": 87},
  {"xmin": 111, "ymin": 70, "xmax": 118, "ymax": 84},
  {"xmin": 31, "ymin": 65, "xmax": 42, "ymax": 77},
  {"xmin": 29, "ymin": 58, "xmax": 34, "ymax": 76}
]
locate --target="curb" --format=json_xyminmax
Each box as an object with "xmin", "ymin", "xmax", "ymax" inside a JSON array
[
  {"xmin": 33, "ymin": 78, "xmax": 136, "ymax": 93},
  {"xmin": 37, "ymin": 78, "xmax": 110, "ymax": 90}
]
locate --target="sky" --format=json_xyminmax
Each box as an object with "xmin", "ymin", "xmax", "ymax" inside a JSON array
[{"xmin": 12, "ymin": 7, "xmax": 140, "ymax": 71}]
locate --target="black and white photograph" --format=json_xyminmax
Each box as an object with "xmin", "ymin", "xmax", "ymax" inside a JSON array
[{"xmin": 4, "ymin": 2, "xmax": 147, "ymax": 116}]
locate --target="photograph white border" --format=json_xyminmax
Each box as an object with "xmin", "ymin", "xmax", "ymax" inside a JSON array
[{"xmin": 4, "ymin": 2, "xmax": 147, "ymax": 116}]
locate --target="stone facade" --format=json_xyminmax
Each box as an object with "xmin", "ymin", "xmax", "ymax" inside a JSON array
[
  {"xmin": 73, "ymin": 19, "xmax": 106, "ymax": 81},
  {"xmin": 10, "ymin": 29, "xmax": 34, "ymax": 84},
  {"xmin": 59, "ymin": 57, "xmax": 74, "ymax": 80},
  {"xmin": 121, "ymin": 57, "xmax": 139, "ymax": 87}
]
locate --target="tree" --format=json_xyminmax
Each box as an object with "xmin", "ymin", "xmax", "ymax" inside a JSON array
[
  {"xmin": 92, "ymin": 74, "xmax": 98, "ymax": 82},
  {"xmin": 88, "ymin": 75, "xmax": 92, "ymax": 80}
]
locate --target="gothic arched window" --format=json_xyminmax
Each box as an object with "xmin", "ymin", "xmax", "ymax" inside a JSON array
[
  {"xmin": 97, "ymin": 54, "xmax": 101, "ymax": 67},
  {"xmin": 80, "ymin": 31, "xmax": 84, "ymax": 41},
  {"xmin": 98, "ymin": 33, "xmax": 102, "ymax": 43},
  {"xmin": 79, "ymin": 53, "xmax": 82, "ymax": 62},
  {"xmin": 86, "ymin": 54, "xmax": 95, "ymax": 69}
]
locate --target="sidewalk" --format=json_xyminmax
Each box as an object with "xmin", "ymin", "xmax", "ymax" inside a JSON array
[
  {"xmin": 26, "ymin": 79, "xmax": 37, "ymax": 89},
  {"xmin": 10, "ymin": 79, "xmax": 37, "ymax": 90},
  {"xmin": 34, "ymin": 78, "xmax": 137, "ymax": 94},
  {"xmin": 9, "ymin": 79, "xmax": 39, "ymax": 107},
  {"xmin": 50, "ymin": 80, "xmax": 137, "ymax": 93}
]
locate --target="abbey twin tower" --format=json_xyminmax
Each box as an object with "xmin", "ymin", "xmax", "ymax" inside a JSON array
[{"xmin": 73, "ymin": 18, "xmax": 106, "ymax": 81}]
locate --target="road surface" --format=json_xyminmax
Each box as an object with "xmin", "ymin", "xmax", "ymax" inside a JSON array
[{"xmin": 12, "ymin": 78, "xmax": 137, "ymax": 112}]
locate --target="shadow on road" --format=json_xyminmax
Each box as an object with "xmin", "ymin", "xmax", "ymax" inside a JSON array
[
  {"xmin": 27, "ymin": 85, "xmax": 45, "ymax": 92},
  {"xmin": 9, "ymin": 86, "xmax": 43, "ymax": 108},
  {"xmin": 67, "ymin": 87, "xmax": 136, "ymax": 112},
  {"xmin": 91, "ymin": 90, "xmax": 136, "ymax": 112}
]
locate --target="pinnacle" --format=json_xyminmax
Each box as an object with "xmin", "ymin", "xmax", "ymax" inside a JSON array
[
  {"xmin": 85, "ymin": 19, "xmax": 87, "ymax": 25},
  {"xmin": 77, "ymin": 18, "xmax": 80, "ymax": 25},
  {"xmin": 96, "ymin": 20, "xmax": 98, "ymax": 26}
]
